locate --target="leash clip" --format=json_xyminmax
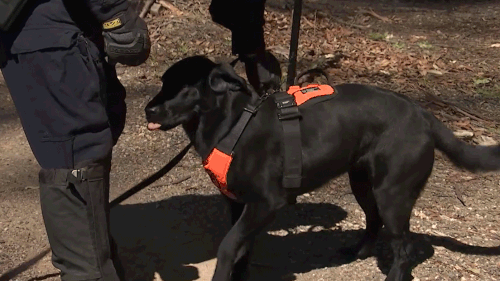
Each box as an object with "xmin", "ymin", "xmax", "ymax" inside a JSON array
[{"xmin": 243, "ymin": 104, "xmax": 257, "ymax": 115}]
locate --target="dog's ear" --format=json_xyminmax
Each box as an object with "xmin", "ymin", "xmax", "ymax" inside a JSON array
[{"xmin": 208, "ymin": 63, "xmax": 249, "ymax": 94}]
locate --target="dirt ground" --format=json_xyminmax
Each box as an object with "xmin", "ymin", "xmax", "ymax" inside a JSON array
[{"xmin": 1, "ymin": 0, "xmax": 500, "ymax": 280}]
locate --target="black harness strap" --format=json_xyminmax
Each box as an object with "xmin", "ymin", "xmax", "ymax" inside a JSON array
[
  {"xmin": 273, "ymin": 92, "xmax": 302, "ymax": 188},
  {"xmin": 209, "ymin": 89, "xmax": 305, "ymax": 190},
  {"xmin": 217, "ymin": 104, "xmax": 257, "ymax": 155},
  {"xmin": 215, "ymin": 93, "xmax": 270, "ymax": 157}
]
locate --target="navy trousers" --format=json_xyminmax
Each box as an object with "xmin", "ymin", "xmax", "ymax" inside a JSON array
[
  {"xmin": 1, "ymin": 34, "xmax": 125, "ymax": 169},
  {"xmin": 1, "ymin": 33, "xmax": 126, "ymax": 280}
]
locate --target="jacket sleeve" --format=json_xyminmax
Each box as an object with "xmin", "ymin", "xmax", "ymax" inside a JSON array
[{"xmin": 84, "ymin": 0, "xmax": 130, "ymax": 22}]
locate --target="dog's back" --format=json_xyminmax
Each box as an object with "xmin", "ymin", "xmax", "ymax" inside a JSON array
[{"xmin": 227, "ymin": 83, "xmax": 437, "ymax": 193}]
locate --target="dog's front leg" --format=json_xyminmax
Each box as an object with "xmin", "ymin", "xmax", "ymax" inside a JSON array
[
  {"xmin": 212, "ymin": 200, "xmax": 284, "ymax": 281},
  {"xmin": 225, "ymin": 199, "xmax": 254, "ymax": 280},
  {"xmin": 226, "ymin": 198, "xmax": 245, "ymax": 225}
]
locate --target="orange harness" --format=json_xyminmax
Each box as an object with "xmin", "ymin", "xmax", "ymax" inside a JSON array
[{"xmin": 203, "ymin": 84, "xmax": 335, "ymax": 200}]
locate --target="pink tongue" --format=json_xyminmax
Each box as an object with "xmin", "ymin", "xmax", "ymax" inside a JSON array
[{"xmin": 147, "ymin": 123, "xmax": 162, "ymax": 131}]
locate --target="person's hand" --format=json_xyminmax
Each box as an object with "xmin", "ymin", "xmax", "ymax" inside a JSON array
[
  {"xmin": 240, "ymin": 51, "xmax": 282, "ymax": 94},
  {"xmin": 102, "ymin": 7, "xmax": 150, "ymax": 66}
]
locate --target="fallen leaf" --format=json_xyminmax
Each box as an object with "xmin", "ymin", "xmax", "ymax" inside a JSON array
[
  {"xmin": 469, "ymin": 267, "xmax": 481, "ymax": 275},
  {"xmin": 427, "ymin": 70, "xmax": 443, "ymax": 76},
  {"xmin": 473, "ymin": 77, "xmax": 491, "ymax": 85},
  {"xmin": 475, "ymin": 135, "xmax": 498, "ymax": 146},
  {"xmin": 454, "ymin": 119, "xmax": 471, "ymax": 129},
  {"xmin": 453, "ymin": 130, "xmax": 474, "ymax": 139}
]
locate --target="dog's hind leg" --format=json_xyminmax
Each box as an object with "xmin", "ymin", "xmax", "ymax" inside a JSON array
[
  {"xmin": 213, "ymin": 197, "xmax": 286, "ymax": 281},
  {"xmin": 373, "ymin": 183, "xmax": 419, "ymax": 281},
  {"xmin": 341, "ymin": 167, "xmax": 383, "ymax": 259},
  {"xmin": 372, "ymin": 143, "xmax": 434, "ymax": 281}
]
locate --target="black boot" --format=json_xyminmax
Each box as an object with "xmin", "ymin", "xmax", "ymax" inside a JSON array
[
  {"xmin": 240, "ymin": 50, "xmax": 282, "ymax": 95},
  {"xmin": 39, "ymin": 159, "xmax": 122, "ymax": 281}
]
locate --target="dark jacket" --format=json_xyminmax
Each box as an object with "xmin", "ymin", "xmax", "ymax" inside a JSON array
[{"xmin": 1, "ymin": 0, "xmax": 129, "ymax": 54}]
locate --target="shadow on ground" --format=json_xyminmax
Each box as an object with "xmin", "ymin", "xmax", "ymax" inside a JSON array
[{"xmin": 111, "ymin": 194, "xmax": 500, "ymax": 281}]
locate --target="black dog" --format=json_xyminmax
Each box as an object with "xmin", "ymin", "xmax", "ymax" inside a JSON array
[{"xmin": 145, "ymin": 55, "xmax": 500, "ymax": 281}]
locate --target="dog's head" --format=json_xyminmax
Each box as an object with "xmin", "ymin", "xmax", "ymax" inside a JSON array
[{"xmin": 145, "ymin": 55, "xmax": 251, "ymax": 131}]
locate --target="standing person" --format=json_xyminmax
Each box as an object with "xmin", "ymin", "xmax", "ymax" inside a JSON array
[
  {"xmin": 0, "ymin": 0, "xmax": 280, "ymax": 280},
  {"xmin": 0, "ymin": 0, "xmax": 150, "ymax": 280}
]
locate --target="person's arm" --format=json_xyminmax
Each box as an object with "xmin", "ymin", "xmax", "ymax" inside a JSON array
[
  {"xmin": 85, "ymin": 0, "xmax": 151, "ymax": 66},
  {"xmin": 84, "ymin": 0, "xmax": 130, "ymax": 22}
]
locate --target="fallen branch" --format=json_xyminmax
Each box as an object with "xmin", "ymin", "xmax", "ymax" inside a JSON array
[
  {"xmin": 331, "ymin": 18, "xmax": 370, "ymax": 30},
  {"xmin": 159, "ymin": 0, "xmax": 183, "ymax": 16},
  {"xmin": 139, "ymin": 0, "xmax": 156, "ymax": 18},
  {"xmin": 451, "ymin": 106, "xmax": 487, "ymax": 124},
  {"xmin": 439, "ymin": 111, "xmax": 462, "ymax": 122},
  {"xmin": 423, "ymin": 92, "xmax": 447, "ymax": 107},
  {"xmin": 423, "ymin": 91, "xmax": 492, "ymax": 124},
  {"xmin": 359, "ymin": 8, "xmax": 392, "ymax": 23},
  {"xmin": 172, "ymin": 175, "xmax": 191, "ymax": 184}
]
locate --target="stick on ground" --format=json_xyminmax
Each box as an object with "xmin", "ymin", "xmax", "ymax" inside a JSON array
[{"xmin": 140, "ymin": 0, "xmax": 156, "ymax": 18}]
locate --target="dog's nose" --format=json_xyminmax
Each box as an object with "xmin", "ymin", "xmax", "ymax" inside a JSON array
[{"xmin": 145, "ymin": 106, "xmax": 160, "ymax": 118}]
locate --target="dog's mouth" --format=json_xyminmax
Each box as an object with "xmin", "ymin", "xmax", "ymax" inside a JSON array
[
  {"xmin": 146, "ymin": 122, "xmax": 178, "ymax": 131},
  {"xmin": 147, "ymin": 123, "xmax": 162, "ymax": 131}
]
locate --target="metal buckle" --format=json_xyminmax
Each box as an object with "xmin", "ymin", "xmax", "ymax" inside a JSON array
[
  {"xmin": 70, "ymin": 169, "xmax": 87, "ymax": 182},
  {"xmin": 71, "ymin": 169, "xmax": 81, "ymax": 179},
  {"xmin": 243, "ymin": 104, "xmax": 257, "ymax": 115},
  {"xmin": 277, "ymin": 106, "xmax": 301, "ymax": 120},
  {"xmin": 276, "ymin": 96, "xmax": 297, "ymax": 109}
]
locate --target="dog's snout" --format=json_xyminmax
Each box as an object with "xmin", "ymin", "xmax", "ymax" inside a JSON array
[{"xmin": 145, "ymin": 105, "xmax": 160, "ymax": 118}]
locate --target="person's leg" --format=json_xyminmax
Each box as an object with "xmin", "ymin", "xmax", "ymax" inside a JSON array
[
  {"xmin": 1, "ymin": 34, "xmax": 123, "ymax": 281},
  {"xmin": 209, "ymin": 0, "xmax": 282, "ymax": 94}
]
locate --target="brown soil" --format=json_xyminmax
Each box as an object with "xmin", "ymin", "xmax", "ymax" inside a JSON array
[{"xmin": 1, "ymin": 0, "xmax": 500, "ymax": 280}]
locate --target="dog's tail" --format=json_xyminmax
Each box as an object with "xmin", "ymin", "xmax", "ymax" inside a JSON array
[{"xmin": 426, "ymin": 111, "xmax": 500, "ymax": 172}]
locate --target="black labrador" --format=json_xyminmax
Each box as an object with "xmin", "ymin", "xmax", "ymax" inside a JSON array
[{"xmin": 145, "ymin": 55, "xmax": 500, "ymax": 281}]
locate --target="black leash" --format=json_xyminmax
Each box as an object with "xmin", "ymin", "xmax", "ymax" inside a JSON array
[
  {"xmin": 110, "ymin": 142, "xmax": 193, "ymax": 207},
  {"xmin": 286, "ymin": 0, "xmax": 304, "ymax": 88},
  {"xmin": 230, "ymin": 0, "xmax": 305, "ymax": 90}
]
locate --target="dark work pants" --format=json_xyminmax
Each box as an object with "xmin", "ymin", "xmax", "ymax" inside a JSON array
[
  {"xmin": 1, "ymin": 34, "xmax": 125, "ymax": 169},
  {"xmin": 209, "ymin": 0, "xmax": 267, "ymax": 55},
  {"xmin": 1, "ymin": 34, "xmax": 126, "ymax": 280}
]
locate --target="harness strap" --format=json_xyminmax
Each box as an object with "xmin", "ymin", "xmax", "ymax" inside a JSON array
[
  {"xmin": 217, "ymin": 104, "xmax": 257, "ymax": 155},
  {"xmin": 274, "ymin": 92, "xmax": 302, "ymax": 188}
]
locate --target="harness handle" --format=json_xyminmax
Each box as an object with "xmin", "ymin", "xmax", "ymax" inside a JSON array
[{"xmin": 294, "ymin": 68, "xmax": 332, "ymax": 86}]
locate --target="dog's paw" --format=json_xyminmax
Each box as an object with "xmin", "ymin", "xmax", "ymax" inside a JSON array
[
  {"xmin": 338, "ymin": 244, "xmax": 373, "ymax": 260},
  {"xmin": 286, "ymin": 195, "xmax": 298, "ymax": 205},
  {"xmin": 338, "ymin": 246, "xmax": 361, "ymax": 261},
  {"xmin": 354, "ymin": 245, "xmax": 373, "ymax": 260}
]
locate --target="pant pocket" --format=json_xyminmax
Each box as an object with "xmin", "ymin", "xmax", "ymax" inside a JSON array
[
  {"xmin": 77, "ymin": 34, "xmax": 108, "ymax": 108},
  {"xmin": 38, "ymin": 136, "xmax": 75, "ymax": 169},
  {"xmin": 39, "ymin": 169, "xmax": 102, "ymax": 280}
]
